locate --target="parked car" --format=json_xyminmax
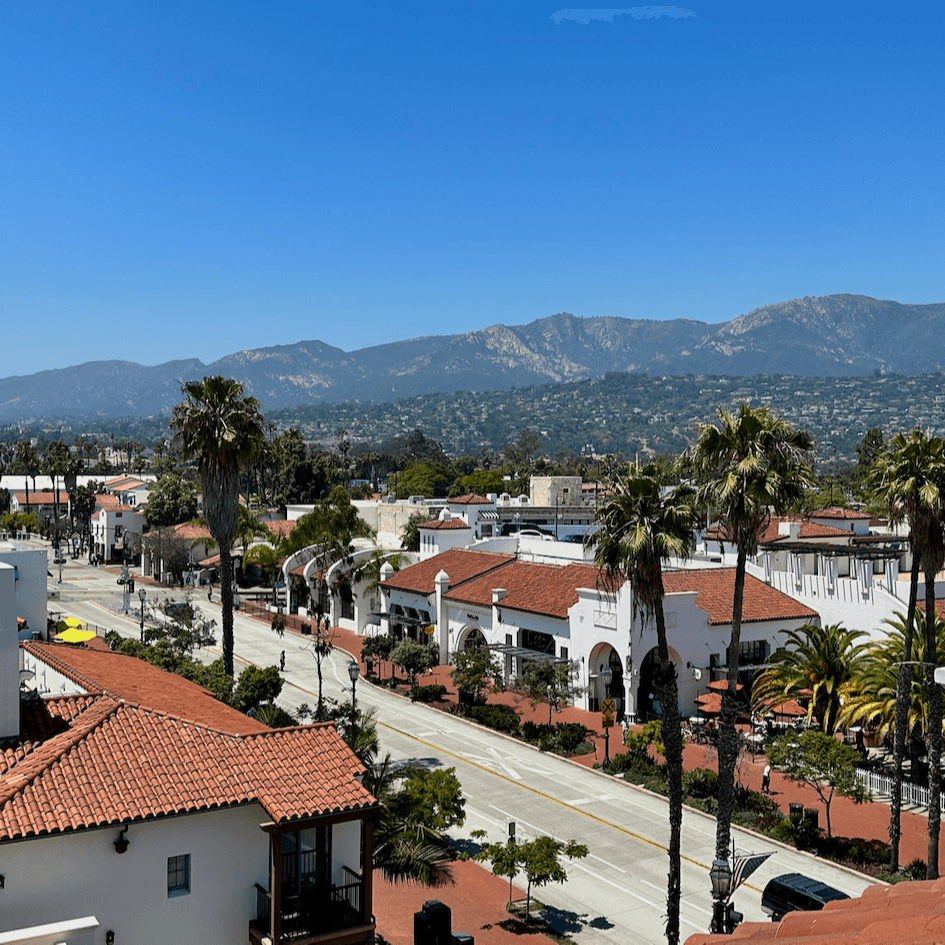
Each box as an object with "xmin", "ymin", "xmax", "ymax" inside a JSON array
[{"xmin": 760, "ymin": 873, "xmax": 849, "ymax": 921}]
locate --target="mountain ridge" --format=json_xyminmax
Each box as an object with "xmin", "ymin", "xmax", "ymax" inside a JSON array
[{"xmin": 3, "ymin": 294, "xmax": 944, "ymax": 420}]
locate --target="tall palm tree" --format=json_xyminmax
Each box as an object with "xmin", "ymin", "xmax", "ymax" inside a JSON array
[
  {"xmin": 591, "ymin": 462, "xmax": 696, "ymax": 945},
  {"xmin": 682, "ymin": 402, "xmax": 813, "ymax": 862},
  {"xmin": 868, "ymin": 428, "xmax": 945, "ymax": 873},
  {"xmin": 171, "ymin": 376, "xmax": 265, "ymax": 676},
  {"xmin": 751, "ymin": 623, "xmax": 869, "ymax": 735}
]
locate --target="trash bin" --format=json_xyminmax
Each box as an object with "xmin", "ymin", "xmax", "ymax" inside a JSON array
[
  {"xmin": 301, "ymin": 622, "xmax": 312, "ymax": 635},
  {"xmin": 804, "ymin": 807, "xmax": 819, "ymax": 830},
  {"xmin": 789, "ymin": 802, "xmax": 804, "ymax": 823},
  {"xmin": 422, "ymin": 900, "xmax": 452, "ymax": 945}
]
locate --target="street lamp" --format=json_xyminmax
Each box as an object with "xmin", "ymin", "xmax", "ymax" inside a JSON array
[
  {"xmin": 347, "ymin": 661, "xmax": 360, "ymax": 719},
  {"xmin": 601, "ymin": 663, "xmax": 613, "ymax": 764},
  {"xmin": 138, "ymin": 587, "xmax": 147, "ymax": 642},
  {"xmin": 709, "ymin": 856, "xmax": 741, "ymax": 933}
]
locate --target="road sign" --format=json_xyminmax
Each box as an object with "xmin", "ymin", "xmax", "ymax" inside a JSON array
[
  {"xmin": 601, "ymin": 697, "xmax": 616, "ymax": 716},
  {"xmin": 602, "ymin": 716, "xmax": 615, "ymax": 728}
]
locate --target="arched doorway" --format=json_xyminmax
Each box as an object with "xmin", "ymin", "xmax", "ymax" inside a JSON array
[
  {"xmin": 459, "ymin": 627, "xmax": 486, "ymax": 650},
  {"xmin": 589, "ymin": 644, "xmax": 624, "ymax": 717}
]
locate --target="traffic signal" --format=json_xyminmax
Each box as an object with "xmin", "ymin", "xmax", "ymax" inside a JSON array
[
  {"xmin": 127, "ymin": 580, "xmax": 135, "ymax": 594},
  {"xmin": 725, "ymin": 902, "xmax": 743, "ymax": 933}
]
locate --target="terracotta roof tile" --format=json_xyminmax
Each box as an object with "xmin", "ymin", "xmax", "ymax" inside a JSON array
[
  {"xmin": 663, "ymin": 569, "xmax": 817, "ymax": 625},
  {"xmin": 266, "ymin": 520, "xmax": 297, "ymax": 537},
  {"xmin": 172, "ymin": 522, "xmax": 213, "ymax": 541},
  {"xmin": 685, "ymin": 879, "xmax": 945, "ymax": 945},
  {"xmin": 445, "ymin": 561, "xmax": 603, "ymax": 619},
  {"xmin": 705, "ymin": 515, "xmax": 851, "ymax": 544},
  {"xmin": 450, "ymin": 494, "xmax": 492, "ymax": 505},
  {"xmin": 811, "ymin": 507, "xmax": 871, "ymax": 520},
  {"xmin": 420, "ymin": 519, "xmax": 470, "ymax": 531},
  {"xmin": 381, "ymin": 549, "xmax": 515, "ymax": 596},
  {"xmin": 12, "ymin": 492, "xmax": 68, "ymax": 505},
  {"xmin": 0, "ymin": 703, "xmax": 376, "ymax": 840}
]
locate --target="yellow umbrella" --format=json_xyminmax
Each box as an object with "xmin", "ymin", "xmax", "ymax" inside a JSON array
[
  {"xmin": 58, "ymin": 616, "xmax": 86, "ymax": 629},
  {"xmin": 55, "ymin": 628, "xmax": 97, "ymax": 643}
]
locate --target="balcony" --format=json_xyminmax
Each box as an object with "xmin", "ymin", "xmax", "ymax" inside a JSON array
[{"xmin": 249, "ymin": 867, "xmax": 374, "ymax": 945}]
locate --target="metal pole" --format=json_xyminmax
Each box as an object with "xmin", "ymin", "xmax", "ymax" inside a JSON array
[{"xmin": 604, "ymin": 726, "xmax": 610, "ymax": 765}]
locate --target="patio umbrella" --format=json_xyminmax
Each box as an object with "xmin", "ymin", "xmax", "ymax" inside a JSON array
[
  {"xmin": 55, "ymin": 628, "xmax": 97, "ymax": 643},
  {"xmin": 707, "ymin": 679, "xmax": 743, "ymax": 692},
  {"xmin": 57, "ymin": 616, "xmax": 86, "ymax": 629},
  {"xmin": 695, "ymin": 692, "xmax": 722, "ymax": 715},
  {"xmin": 766, "ymin": 698, "xmax": 806, "ymax": 718}
]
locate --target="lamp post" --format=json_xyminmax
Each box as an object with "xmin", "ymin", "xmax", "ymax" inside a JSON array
[
  {"xmin": 709, "ymin": 854, "xmax": 741, "ymax": 933},
  {"xmin": 138, "ymin": 587, "xmax": 147, "ymax": 642},
  {"xmin": 601, "ymin": 663, "xmax": 613, "ymax": 764},
  {"xmin": 347, "ymin": 661, "xmax": 359, "ymax": 721}
]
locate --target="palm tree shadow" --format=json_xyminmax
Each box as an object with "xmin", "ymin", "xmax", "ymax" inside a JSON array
[{"xmin": 538, "ymin": 905, "xmax": 615, "ymax": 933}]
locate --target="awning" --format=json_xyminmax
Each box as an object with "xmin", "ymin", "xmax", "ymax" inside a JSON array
[
  {"xmin": 487, "ymin": 643, "xmax": 570, "ymax": 665},
  {"xmin": 479, "ymin": 510, "xmax": 499, "ymax": 521}
]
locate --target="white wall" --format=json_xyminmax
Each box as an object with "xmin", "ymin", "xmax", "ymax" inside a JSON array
[
  {"xmin": 0, "ymin": 563, "xmax": 17, "ymax": 740},
  {"xmin": 0, "ymin": 805, "xmax": 269, "ymax": 945},
  {"xmin": 0, "ymin": 545, "xmax": 47, "ymax": 641}
]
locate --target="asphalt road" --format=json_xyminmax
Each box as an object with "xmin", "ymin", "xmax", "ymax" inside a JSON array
[{"xmin": 44, "ymin": 545, "xmax": 878, "ymax": 945}]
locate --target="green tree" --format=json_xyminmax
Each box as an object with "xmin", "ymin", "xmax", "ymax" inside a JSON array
[
  {"xmin": 145, "ymin": 472, "xmax": 199, "ymax": 527},
  {"xmin": 71, "ymin": 481, "xmax": 102, "ymax": 554},
  {"xmin": 233, "ymin": 664, "xmax": 283, "ymax": 713},
  {"xmin": 479, "ymin": 836, "xmax": 588, "ymax": 916},
  {"xmin": 751, "ymin": 623, "xmax": 869, "ymax": 736},
  {"xmin": 391, "ymin": 638, "xmax": 438, "ymax": 688},
  {"xmin": 362, "ymin": 634, "xmax": 394, "ymax": 681},
  {"xmin": 280, "ymin": 486, "xmax": 374, "ymax": 557},
  {"xmin": 682, "ymin": 402, "xmax": 814, "ymax": 862},
  {"xmin": 388, "ymin": 768, "xmax": 465, "ymax": 831},
  {"xmin": 590, "ymin": 462, "xmax": 696, "ymax": 945},
  {"xmin": 10, "ymin": 441, "xmax": 38, "ymax": 516},
  {"xmin": 41, "ymin": 440, "xmax": 71, "ymax": 523},
  {"xmin": 868, "ymin": 428, "xmax": 945, "ymax": 874},
  {"xmin": 517, "ymin": 659, "xmax": 584, "ymax": 726},
  {"xmin": 389, "ymin": 463, "xmax": 450, "ymax": 499},
  {"xmin": 171, "ymin": 376, "xmax": 265, "ymax": 676},
  {"xmin": 766, "ymin": 731, "xmax": 871, "ymax": 839},
  {"xmin": 450, "ymin": 645, "xmax": 505, "ymax": 709},
  {"xmin": 400, "ymin": 510, "xmax": 428, "ymax": 553}
]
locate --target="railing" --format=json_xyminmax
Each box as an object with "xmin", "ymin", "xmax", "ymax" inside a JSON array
[
  {"xmin": 855, "ymin": 766, "xmax": 945, "ymax": 812},
  {"xmin": 252, "ymin": 872, "xmax": 365, "ymax": 942}
]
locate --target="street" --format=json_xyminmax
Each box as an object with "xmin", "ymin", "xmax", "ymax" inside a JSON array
[{"xmin": 44, "ymin": 544, "xmax": 877, "ymax": 945}]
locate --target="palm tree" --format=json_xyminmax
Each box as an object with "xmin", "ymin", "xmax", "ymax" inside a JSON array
[
  {"xmin": 682, "ymin": 402, "xmax": 813, "ymax": 862},
  {"xmin": 591, "ymin": 462, "xmax": 696, "ymax": 945},
  {"xmin": 751, "ymin": 623, "xmax": 869, "ymax": 735},
  {"xmin": 171, "ymin": 376, "xmax": 265, "ymax": 676},
  {"xmin": 868, "ymin": 428, "xmax": 945, "ymax": 873},
  {"xmin": 840, "ymin": 609, "xmax": 942, "ymax": 746}
]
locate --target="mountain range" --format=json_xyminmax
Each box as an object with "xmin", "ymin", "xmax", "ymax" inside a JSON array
[{"xmin": 3, "ymin": 293, "xmax": 945, "ymax": 421}]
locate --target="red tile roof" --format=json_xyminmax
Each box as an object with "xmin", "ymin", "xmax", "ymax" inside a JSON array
[
  {"xmin": 24, "ymin": 642, "xmax": 264, "ymax": 735},
  {"xmin": 420, "ymin": 518, "xmax": 470, "ymax": 531},
  {"xmin": 266, "ymin": 520, "xmax": 297, "ymax": 537},
  {"xmin": 811, "ymin": 507, "xmax": 871, "ymax": 520},
  {"xmin": 704, "ymin": 515, "xmax": 850, "ymax": 544},
  {"xmin": 445, "ymin": 561, "xmax": 603, "ymax": 619},
  {"xmin": 381, "ymin": 549, "xmax": 515, "ymax": 596},
  {"xmin": 172, "ymin": 522, "xmax": 213, "ymax": 541},
  {"xmin": 12, "ymin": 492, "xmax": 68, "ymax": 505},
  {"xmin": 685, "ymin": 878, "xmax": 945, "ymax": 945},
  {"xmin": 450, "ymin": 494, "xmax": 492, "ymax": 505},
  {"xmin": 663, "ymin": 569, "xmax": 817, "ymax": 625},
  {"xmin": 1, "ymin": 646, "xmax": 378, "ymax": 841},
  {"xmin": 95, "ymin": 494, "xmax": 119, "ymax": 508}
]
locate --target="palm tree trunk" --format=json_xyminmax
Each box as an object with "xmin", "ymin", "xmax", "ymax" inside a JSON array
[
  {"xmin": 656, "ymin": 604, "xmax": 683, "ymax": 945},
  {"xmin": 891, "ymin": 553, "xmax": 920, "ymax": 872},
  {"xmin": 716, "ymin": 546, "xmax": 747, "ymax": 860},
  {"xmin": 220, "ymin": 544, "xmax": 235, "ymax": 676},
  {"xmin": 927, "ymin": 565, "xmax": 942, "ymax": 879}
]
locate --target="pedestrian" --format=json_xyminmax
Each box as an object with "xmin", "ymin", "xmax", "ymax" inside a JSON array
[
  {"xmin": 762, "ymin": 763, "xmax": 771, "ymax": 794},
  {"xmin": 620, "ymin": 717, "xmax": 629, "ymax": 743},
  {"xmin": 208, "ymin": 586, "xmax": 212, "ymax": 602},
  {"xmin": 280, "ymin": 650, "xmax": 286, "ymax": 672}
]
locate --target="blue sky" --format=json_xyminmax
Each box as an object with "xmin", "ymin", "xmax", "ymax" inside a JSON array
[{"xmin": 3, "ymin": 2, "xmax": 944, "ymax": 376}]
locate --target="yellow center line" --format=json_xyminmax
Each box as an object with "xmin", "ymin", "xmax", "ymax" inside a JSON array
[{"xmin": 374, "ymin": 716, "xmax": 762, "ymax": 892}]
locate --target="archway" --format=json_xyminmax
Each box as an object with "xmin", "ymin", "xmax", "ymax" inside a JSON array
[
  {"xmin": 588, "ymin": 643, "xmax": 624, "ymax": 716},
  {"xmin": 459, "ymin": 627, "xmax": 486, "ymax": 650}
]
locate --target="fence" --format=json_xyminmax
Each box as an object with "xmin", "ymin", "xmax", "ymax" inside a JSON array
[{"xmin": 855, "ymin": 766, "xmax": 945, "ymax": 812}]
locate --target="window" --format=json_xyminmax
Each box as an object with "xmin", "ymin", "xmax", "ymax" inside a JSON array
[
  {"xmin": 167, "ymin": 854, "xmax": 191, "ymax": 896},
  {"xmin": 727, "ymin": 640, "xmax": 769, "ymax": 666}
]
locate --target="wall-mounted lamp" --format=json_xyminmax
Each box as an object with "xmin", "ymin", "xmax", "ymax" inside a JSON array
[{"xmin": 113, "ymin": 825, "xmax": 129, "ymax": 854}]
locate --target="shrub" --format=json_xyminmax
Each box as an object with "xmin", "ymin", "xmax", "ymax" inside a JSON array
[
  {"xmin": 470, "ymin": 704, "xmax": 521, "ymax": 735},
  {"xmin": 554, "ymin": 722, "xmax": 589, "ymax": 754},
  {"xmin": 410, "ymin": 684, "xmax": 448, "ymax": 703},
  {"xmin": 521, "ymin": 721, "xmax": 554, "ymax": 744},
  {"xmin": 683, "ymin": 768, "xmax": 717, "ymax": 800}
]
